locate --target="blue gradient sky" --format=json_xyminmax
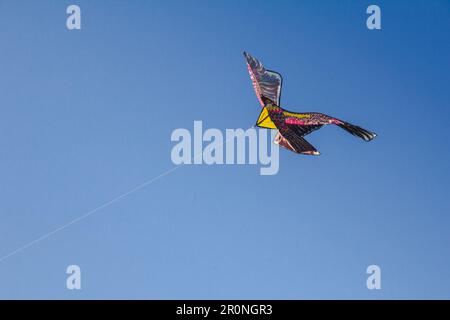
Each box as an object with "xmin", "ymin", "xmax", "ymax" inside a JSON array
[{"xmin": 0, "ymin": 0, "xmax": 449, "ymax": 299}]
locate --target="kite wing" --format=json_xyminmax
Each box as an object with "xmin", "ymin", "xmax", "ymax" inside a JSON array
[
  {"xmin": 244, "ymin": 52, "xmax": 282, "ymax": 107},
  {"xmin": 285, "ymin": 123, "xmax": 323, "ymax": 137},
  {"xmin": 276, "ymin": 112, "xmax": 324, "ymax": 154},
  {"xmin": 275, "ymin": 128, "xmax": 320, "ymax": 156}
]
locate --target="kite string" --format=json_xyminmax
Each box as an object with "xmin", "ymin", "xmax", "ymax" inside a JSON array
[{"xmin": 0, "ymin": 127, "xmax": 251, "ymax": 264}]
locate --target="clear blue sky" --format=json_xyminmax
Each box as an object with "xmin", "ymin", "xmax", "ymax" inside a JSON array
[{"xmin": 0, "ymin": 0, "xmax": 449, "ymax": 299}]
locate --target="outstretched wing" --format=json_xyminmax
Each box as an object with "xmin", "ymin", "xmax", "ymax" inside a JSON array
[
  {"xmin": 274, "ymin": 131, "xmax": 320, "ymax": 155},
  {"xmin": 275, "ymin": 117, "xmax": 323, "ymax": 155},
  {"xmin": 244, "ymin": 52, "xmax": 282, "ymax": 106},
  {"xmin": 285, "ymin": 123, "xmax": 323, "ymax": 137}
]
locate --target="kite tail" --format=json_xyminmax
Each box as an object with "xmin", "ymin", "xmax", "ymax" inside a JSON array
[{"xmin": 336, "ymin": 121, "xmax": 377, "ymax": 142}]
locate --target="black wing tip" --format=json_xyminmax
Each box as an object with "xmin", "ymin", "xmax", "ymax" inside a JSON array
[{"xmin": 337, "ymin": 122, "xmax": 377, "ymax": 142}]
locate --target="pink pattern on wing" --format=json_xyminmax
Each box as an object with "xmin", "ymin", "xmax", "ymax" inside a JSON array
[{"xmin": 285, "ymin": 118, "xmax": 305, "ymax": 125}]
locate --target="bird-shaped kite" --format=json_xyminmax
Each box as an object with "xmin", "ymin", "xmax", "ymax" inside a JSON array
[{"xmin": 244, "ymin": 52, "xmax": 377, "ymax": 155}]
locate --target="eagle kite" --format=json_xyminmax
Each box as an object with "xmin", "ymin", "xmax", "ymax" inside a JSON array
[{"xmin": 244, "ymin": 52, "xmax": 377, "ymax": 155}]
